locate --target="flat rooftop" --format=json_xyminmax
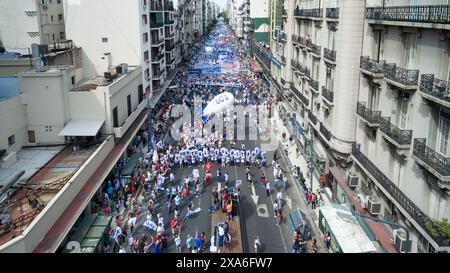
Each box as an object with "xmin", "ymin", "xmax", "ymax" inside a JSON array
[
  {"xmin": 0, "ymin": 142, "xmax": 102, "ymax": 247},
  {"xmin": 0, "ymin": 146, "xmax": 65, "ymax": 188},
  {"xmin": 74, "ymin": 65, "xmax": 137, "ymax": 92}
]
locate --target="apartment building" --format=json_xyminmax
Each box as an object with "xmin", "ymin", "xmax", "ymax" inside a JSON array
[
  {"xmin": 0, "ymin": 0, "xmax": 66, "ymax": 55},
  {"xmin": 0, "ymin": 63, "xmax": 147, "ymax": 252},
  {"xmin": 351, "ymin": 0, "xmax": 450, "ymax": 253}
]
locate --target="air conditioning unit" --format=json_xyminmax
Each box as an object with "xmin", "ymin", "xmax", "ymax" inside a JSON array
[
  {"xmin": 357, "ymin": 193, "xmax": 368, "ymax": 208},
  {"xmin": 394, "ymin": 229, "xmax": 412, "ymax": 253},
  {"xmin": 366, "ymin": 196, "xmax": 382, "ymax": 215},
  {"xmin": 346, "ymin": 171, "xmax": 359, "ymax": 188}
]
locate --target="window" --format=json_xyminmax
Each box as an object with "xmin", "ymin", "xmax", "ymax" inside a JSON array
[
  {"xmin": 144, "ymin": 50, "xmax": 149, "ymax": 60},
  {"xmin": 404, "ymin": 33, "xmax": 417, "ymax": 69},
  {"xmin": 51, "ymin": 15, "xmax": 54, "ymax": 22},
  {"xmin": 396, "ymin": 91, "xmax": 409, "ymax": 129},
  {"xmin": 71, "ymin": 76, "xmax": 75, "ymax": 88},
  {"xmin": 60, "ymin": 31, "xmax": 65, "ymax": 40},
  {"xmin": 8, "ymin": 135, "xmax": 16, "ymax": 147},
  {"xmin": 312, "ymin": 59, "xmax": 319, "ymax": 81},
  {"xmin": 102, "ymin": 37, "xmax": 108, "ymax": 43},
  {"xmin": 127, "ymin": 95, "xmax": 132, "ymax": 117},
  {"xmin": 142, "ymin": 14, "xmax": 148, "ymax": 24},
  {"xmin": 113, "ymin": 107, "xmax": 119, "ymax": 127},
  {"xmin": 325, "ymin": 66, "xmax": 333, "ymax": 91},
  {"xmin": 438, "ymin": 111, "xmax": 450, "ymax": 156},
  {"xmin": 57, "ymin": 0, "xmax": 61, "ymax": 3},
  {"xmin": 58, "ymin": 14, "xmax": 63, "ymax": 22},
  {"xmin": 28, "ymin": 131, "xmax": 36, "ymax": 143},
  {"xmin": 143, "ymin": 32, "xmax": 149, "ymax": 43},
  {"xmin": 138, "ymin": 84, "xmax": 144, "ymax": 103},
  {"xmin": 328, "ymin": 29, "xmax": 336, "ymax": 50}
]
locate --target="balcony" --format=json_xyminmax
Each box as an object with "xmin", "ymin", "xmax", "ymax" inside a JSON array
[
  {"xmin": 150, "ymin": 1, "xmax": 164, "ymax": 11},
  {"xmin": 152, "ymin": 53, "xmax": 164, "ymax": 63},
  {"xmin": 384, "ymin": 63, "xmax": 419, "ymax": 90},
  {"xmin": 292, "ymin": 35, "xmax": 300, "ymax": 46},
  {"xmin": 152, "ymin": 69, "xmax": 164, "ymax": 78},
  {"xmin": 290, "ymin": 85, "xmax": 309, "ymax": 107},
  {"xmin": 294, "ymin": 8, "xmax": 323, "ymax": 19},
  {"xmin": 309, "ymin": 79, "xmax": 319, "ymax": 94},
  {"xmin": 320, "ymin": 122, "xmax": 331, "ymax": 141},
  {"xmin": 291, "ymin": 59, "xmax": 299, "ymax": 71},
  {"xmin": 165, "ymin": 19, "xmax": 175, "ymax": 25},
  {"xmin": 413, "ymin": 138, "xmax": 450, "ymax": 183},
  {"xmin": 165, "ymin": 32, "xmax": 175, "ymax": 39},
  {"xmin": 351, "ymin": 143, "xmax": 450, "ymax": 248},
  {"xmin": 308, "ymin": 111, "xmax": 317, "ymax": 126},
  {"xmin": 379, "ymin": 117, "xmax": 412, "ymax": 150},
  {"xmin": 113, "ymin": 99, "xmax": 147, "ymax": 138},
  {"xmin": 326, "ymin": 8, "xmax": 339, "ymax": 19},
  {"xmin": 165, "ymin": 43, "xmax": 175, "ymax": 51},
  {"xmin": 366, "ymin": 5, "xmax": 450, "ymax": 28},
  {"xmin": 321, "ymin": 86, "xmax": 334, "ymax": 105},
  {"xmin": 360, "ymin": 56, "xmax": 385, "ymax": 78},
  {"xmin": 283, "ymin": 9, "xmax": 287, "ymax": 17},
  {"xmin": 150, "ymin": 21, "xmax": 164, "ymax": 29},
  {"xmin": 151, "ymin": 37, "xmax": 164, "ymax": 46},
  {"xmin": 356, "ymin": 102, "xmax": 381, "ymax": 127},
  {"xmin": 419, "ymin": 74, "xmax": 450, "ymax": 109},
  {"xmin": 307, "ymin": 42, "xmax": 321, "ymax": 58},
  {"xmin": 324, "ymin": 48, "xmax": 336, "ymax": 63},
  {"xmin": 164, "ymin": 1, "xmax": 174, "ymax": 11}
]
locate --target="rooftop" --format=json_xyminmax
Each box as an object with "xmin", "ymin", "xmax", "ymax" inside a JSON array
[
  {"xmin": 0, "ymin": 142, "xmax": 103, "ymax": 247},
  {"xmin": 73, "ymin": 64, "xmax": 137, "ymax": 92}
]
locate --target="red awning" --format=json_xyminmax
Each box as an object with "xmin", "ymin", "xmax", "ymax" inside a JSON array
[
  {"xmin": 249, "ymin": 58, "xmax": 262, "ymax": 72},
  {"xmin": 328, "ymin": 166, "xmax": 398, "ymax": 253}
]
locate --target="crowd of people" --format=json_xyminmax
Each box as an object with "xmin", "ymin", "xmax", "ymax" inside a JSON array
[{"xmin": 88, "ymin": 18, "xmax": 326, "ymax": 254}]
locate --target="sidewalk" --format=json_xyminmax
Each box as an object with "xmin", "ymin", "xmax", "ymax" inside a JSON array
[{"xmin": 270, "ymin": 108, "xmax": 332, "ymax": 253}]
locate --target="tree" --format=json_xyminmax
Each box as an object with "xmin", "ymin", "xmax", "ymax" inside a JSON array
[{"xmin": 425, "ymin": 218, "xmax": 450, "ymax": 239}]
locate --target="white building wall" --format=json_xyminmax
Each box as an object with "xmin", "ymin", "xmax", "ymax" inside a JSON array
[
  {"xmin": 0, "ymin": 97, "xmax": 27, "ymax": 153},
  {"xmin": 0, "ymin": 0, "xmax": 40, "ymax": 55},
  {"xmin": 63, "ymin": 0, "xmax": 142, "ymax": 79}
]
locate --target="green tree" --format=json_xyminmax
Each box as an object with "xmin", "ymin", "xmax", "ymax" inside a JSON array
[{"xmin": 426, "ymin": 218, "xmax": 450, "ymax": 239}]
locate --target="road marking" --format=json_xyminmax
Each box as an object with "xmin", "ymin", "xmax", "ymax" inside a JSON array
[
  {"xmin": 250, "ymin": 182, "xmax": 258, "ymax": 205},
  {"xmin": 262, "ymin": 168, "xmax": 288, "ymax": 253},
  {"xmin": 256, "ymin": 204, "xmax": 269, "ymax": 217},
  {"xmin": 285, "ymin": 195, "xmax": 292, "ymax": 209}
]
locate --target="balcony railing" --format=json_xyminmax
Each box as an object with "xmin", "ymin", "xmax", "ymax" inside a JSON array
[
  {"xmin": 320, "ymin": 122, "xmax": 331, "ymax": 141},
  {"xmin": 356, "ymin": 102, "xmax": 381, "ymax": 126},
  {"xmin": 413, "ymin": 138, "xmax": 450, "ymax": 178},
  {"xmin": 366, "ymin": 5, "xmax": 450, "ymax": 24},
  {"xmin": 164, "ymin": 1, "xmax": 174, "ymax": 11},
  {"xmin": 385, "ymin": 63, "xmax": 419, "ymax": 88},
  {"xmin": 298, "ymin": 36, "xmax": 307, "ymax": 47},
  {"xmin": 291, "ymin": 59, "xmax": 299, "ymax": 70},
  {"xmin": 321, "ymin": 86, "xmax": 334, "ymax": 103},
  {"xmin": 419, "ymin": 74, "xmax": 450, "ymax": 105},
  {"xmin": 326, "ymin": 8, "xmax": 339, "ymax": 19},
  {"xmin": 304, "ymin": 66, "xmax": 311, "ymax": 78},
  {"xmin": 152, "ymin": 53, "xmax": 164, "ymax": 62},
  {"xmin": 324, "ymin": 48, "xmax": 336, "ymax": 62},
  {"xmin": 308, "ymin": 43, "xmax": 321, "ymax": 56},
  {"xmin": 150, "ymin": 21, "xmax": 164, "ymax": 28},
  {"xmin": 352, "ymin": 143, "xmax": 450, "ymax": 247},
  {"xmin": 294, "ymin": 8, "xmax": 323, "ymax": 19},
  {"xmin": 291, "ymin": 85, "xmax": 309, "ymax": 106},
  {"xmin": 150, "ymin": 1, "xmax": 164, "ymax": 11},
  {"xmin": 281, "ymin": 78, "xmax": 286, "ymax": 86},
  {"xmin": 153, "ymin": 69, "xmax": 164, "ymax": 78},
  {"xmin": 279, "ymin": 33, "xmax": 287, "ymax": 42},
  {"xmin": 308, "ymin": 111, "xmax": 317, "ymax": 125},
  {"xmin": 292, "ymin": 35, "xmax": 300, "ymax": 45},
  {"xmin": 380, "ymin": 117, "xmax": 413, "ymax": 147},
  {"xmin": 253, "ymin": 45, "xmax": 271, "ymax": 70},
  {"xmin": 151, "ymin": 37, "xmax": 165, "ymax": 45},
  {"xmin": 360, "ymin": 56, "xmax": 385, "ymax": 76},
  {"xmin": 309, "ymin": 79, "xmax": 319, "ymax": 92}
]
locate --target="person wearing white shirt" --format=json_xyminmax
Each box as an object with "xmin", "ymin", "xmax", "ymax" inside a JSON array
[{"xmin": 276, "ymin": 191, "xmax": 283, "ymax": 209}]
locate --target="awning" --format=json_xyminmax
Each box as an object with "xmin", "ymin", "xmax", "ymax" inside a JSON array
[{"xmin": 58, "ymin": 119, "xmax": 104, "ymax": 137}]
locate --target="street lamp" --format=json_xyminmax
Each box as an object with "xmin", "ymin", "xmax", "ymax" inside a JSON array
[{"xmin": 350, "ymin": 204, "xmax": 411, "ymax": 253}]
